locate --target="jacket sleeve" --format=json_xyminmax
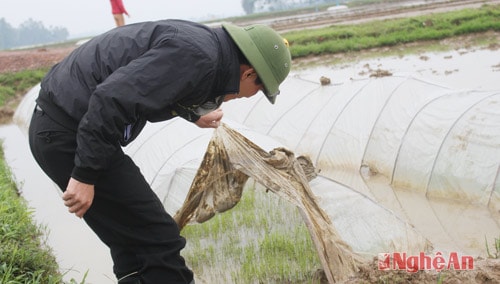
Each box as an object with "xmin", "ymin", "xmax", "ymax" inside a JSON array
[{"xmin": 71, "ymin": 40, "xmax": 216, "ymax": 184}]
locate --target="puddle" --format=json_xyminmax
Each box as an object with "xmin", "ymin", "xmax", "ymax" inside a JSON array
[{"xmin": 2, "ymin": 47, "xmax": 499, "ymax": 283}]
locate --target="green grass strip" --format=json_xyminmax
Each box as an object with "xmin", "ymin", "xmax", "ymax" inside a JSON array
[
  {"xmin": 284, "ymin": 4, "xmax": 500, "ymax": 58},
  {"xmin": 0, "ymin": 69, "xmax": 47, "ymax": 108},
  {"xmin": 0, "ymin": 146, "xmax": 63, "ymax": 284}
]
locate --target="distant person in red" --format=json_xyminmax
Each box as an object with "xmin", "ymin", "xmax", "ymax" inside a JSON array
[{"xmin": 110, "ymin": 0, "xmax": 129, "ymax": 27}]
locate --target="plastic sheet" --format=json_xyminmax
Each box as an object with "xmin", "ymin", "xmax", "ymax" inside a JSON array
[
  {"xmin": 174, "ymin": 124, "xmax": 360, "ymax": 283},
  {"xmin": 13, "ymin": 74, "xmax": 500, "ymax": 262}
]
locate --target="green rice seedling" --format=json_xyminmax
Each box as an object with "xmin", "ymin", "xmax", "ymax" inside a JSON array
[
  {"xmin": 181, "ymin": 183, "xmax": 322, "ymax": 284},
  {"xmin": 485, "ymin": 235, "xmax": 500, "ymax": 259},
  {"xmin": 436, "ymin": 273, "xmax": 445, "ymax": 284}
]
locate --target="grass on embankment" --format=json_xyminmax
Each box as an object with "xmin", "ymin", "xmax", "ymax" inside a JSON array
[
  {"xmin": 283, "ymin": 4, "xmax": 500, "ymax": 58},
  {"xmin": 0, "ymin": 68, "xmax": 47, "ymax": 124},
  {"xmin": 0, "ymin": 146, "xmax": 64, "ymax": 283},
  {"xmin": 0, "ymin": 69, "xmax": 46, "ymax": 102}
]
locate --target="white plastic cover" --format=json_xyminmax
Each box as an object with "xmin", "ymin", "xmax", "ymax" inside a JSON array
[
  {"xmin": 222, "ymin": 74, "xmax": 500, "ymax": 256},
  {"xmin": 14, "ymin": 74, "xmax": 500, "ymax": 259}
]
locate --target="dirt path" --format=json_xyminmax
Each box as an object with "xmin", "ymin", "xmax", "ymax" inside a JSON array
[{"xmin": 0, "ymin": 46, "xmax": 75, "ymax": 74}]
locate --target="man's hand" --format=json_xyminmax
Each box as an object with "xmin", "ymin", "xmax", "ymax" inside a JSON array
[
  {"xmin": 195, "ymin": 108, "xmax": 223, "ymax": 128},
  {"xmin": 62, "ymin": 178, "xmax": 95, "ymax": 218}
]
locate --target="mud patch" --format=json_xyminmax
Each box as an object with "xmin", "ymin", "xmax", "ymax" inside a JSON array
[
  {"xmin": 343, "ymin": 257, "xmax": 500, "ymax": 284},
  {"xmin": 0, "ymin": 46, "xmax": 74, "ymax": 74},
  {"xmin": 369, "ymin": 68, "xmax": 393, "ymax": 78}
]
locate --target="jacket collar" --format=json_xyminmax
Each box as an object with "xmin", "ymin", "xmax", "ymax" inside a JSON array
[{"xmin": 212, "ymin": 27, "xmax": 240, "ymax": 98}]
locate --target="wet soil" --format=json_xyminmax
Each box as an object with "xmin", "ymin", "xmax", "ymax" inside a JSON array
[
  {"xmin": 0, "ymin": 46, "xmax": 75, "ymax": 74},
  {"xmin": 343, "ymin": 257, "xmax": 500, "ymax": 284}
]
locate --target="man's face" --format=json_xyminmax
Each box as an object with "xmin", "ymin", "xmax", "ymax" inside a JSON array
[
  {"xmin": 238, "ymin": 72, "xmax": 264, "ymax": 98},
  {"xmin": 224, "ymin": 66, "xmax": 264, "ymax": 102}
]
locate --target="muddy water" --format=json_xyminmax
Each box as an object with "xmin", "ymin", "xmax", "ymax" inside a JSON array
[
  {"xmin": 1, "ymin": 47, "xmax": 498, "ymax": 283},
  {"xmin": 0, "ymin": 125, "xmax": 115, "ymax": 283}
]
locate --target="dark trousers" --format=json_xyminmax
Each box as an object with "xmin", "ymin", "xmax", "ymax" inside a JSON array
[{"xmin": 28, "ymin": 106, "xmax": 194, "ymax": 284}]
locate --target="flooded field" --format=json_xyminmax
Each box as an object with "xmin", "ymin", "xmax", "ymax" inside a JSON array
[
  {"xmin": 2, "ymin": 44, "xmax": 499, "ymax": 283},
  {"xmin": 293, "ymin": 41, "xmax": 500, "ymax": 91}
]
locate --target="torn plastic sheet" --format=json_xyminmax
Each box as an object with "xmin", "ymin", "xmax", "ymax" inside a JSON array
[{"xmin": 174, "ymin": 123, "xmax": 361, "ymax": 283}]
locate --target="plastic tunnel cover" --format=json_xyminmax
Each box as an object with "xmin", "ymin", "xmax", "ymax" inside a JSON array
[
  {"xmin": 13, "ymin": 74, "xmax": 500, "ymax": 264},
  {"xmin": 173, "ymin": 123, "xmax": 360, "ymax": 283}
]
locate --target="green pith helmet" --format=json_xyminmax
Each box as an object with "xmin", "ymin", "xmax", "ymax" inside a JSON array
[{"xmin": 222, "ymin": 23, "xmax": 292, "ymax": 104}]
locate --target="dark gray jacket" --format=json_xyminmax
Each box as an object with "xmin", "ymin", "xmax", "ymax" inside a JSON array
[{"xmin": 37, "ymin": 19, "xmax": 241, "ymax": 184}]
